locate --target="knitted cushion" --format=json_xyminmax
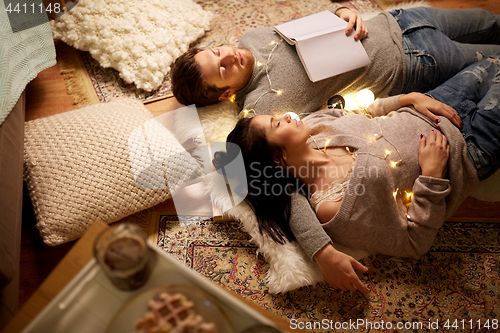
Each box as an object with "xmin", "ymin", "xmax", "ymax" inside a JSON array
[
  {"xmin": 50, "ymin": 0, "xmax": 213, "ymax": 91},
  {"xmin": 24, "ymin": 99, "xmax": 202, "ymax": 246}
]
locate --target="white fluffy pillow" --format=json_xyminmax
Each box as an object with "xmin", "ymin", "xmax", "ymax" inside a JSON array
[
  {"xmin": 24, "ymin": 99, "xmax": 202, "ymax": 245},
  {"xmin": 198, "ymin": 101, "xmax": 240, "ymax": 143},
  {"xmin": 50, "ymin": 0, "xmax": 213, "ymax": 91}
]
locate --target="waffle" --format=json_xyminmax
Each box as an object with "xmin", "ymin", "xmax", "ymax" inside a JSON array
[{"xmin": 135, "ymin": 291, "xmax": 217, "ymax": 333}]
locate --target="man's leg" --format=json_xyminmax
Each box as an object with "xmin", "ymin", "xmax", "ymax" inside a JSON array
[
  {"xmin": 426, "ymin": 54, "xmax": 500, "ymax": 181},
  {"xmin": 391, "ymin": 7, "xmax": 500, "ymax": 94},
  {"xmin": 394, "ymin": 7, "xmax": 500, "ymax": 44}
]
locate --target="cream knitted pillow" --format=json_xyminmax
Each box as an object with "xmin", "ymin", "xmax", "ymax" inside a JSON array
[
  {"xmin": 24, "ymin": 99, "xmax": 202, "ymax": 246},
  {"xmin": 50, "ymin": 0, "xmax": 213, "ymax": 91}
]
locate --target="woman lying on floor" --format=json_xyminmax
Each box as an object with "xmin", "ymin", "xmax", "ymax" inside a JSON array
[{"xmin": 212, "ymin": 53, "xmax": 500, "ymax": 293}]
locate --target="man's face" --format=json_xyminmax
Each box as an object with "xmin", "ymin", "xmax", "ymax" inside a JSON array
[{"xmin": 194, "ymin": 46, "xmax": 255, "ymax": 101}]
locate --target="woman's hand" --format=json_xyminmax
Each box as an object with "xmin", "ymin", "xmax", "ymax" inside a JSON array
[
  {"xmin": 399, "ymin": 92, "xmax": 463, "ymax": 128},
  {"xmin": 419, "ymin": 130, "xmax": 450, "ymax": 178},
  {"xmin": 313, "ymin": 243, "xmax": 370, "ymax": 293},
  {"xmin": 335, "ymin": 8, "xmax": 368, "ymax": 40}
]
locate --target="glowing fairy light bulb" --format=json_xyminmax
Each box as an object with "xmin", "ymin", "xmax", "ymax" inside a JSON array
[
  {"xmin": 385, "ymin": 149, "xmax": 391, "ymax": 157},
  {"xmin": 397, "ymin": 190, "xmax": 414, "ymax": 209},
  {"xmin": 283, "ymin": 112, "xmax": 299, "ymax": 120},
  {"xmin": 393, "ymin": 188, "xmax": 399, "ymax": 200},
  {"xmin": 229, "ymin": 94, "xmax": 236, "ymax": 103},
  {"xmin": 343, "ymin": 93, "xmax": 358, "ymax": 111},
  {"xmin": 356, "ymin": 89, "xmax": 375, "ymax": 108},
  {"xmin": 270, "ymin": 41, "xmax": 277, "ymax": 45},
  {"xmin": 342, "ymin": 89, "xmax": 374, "ymax": 110},
  {"xmin": 276, "ymin": 90, "xmax": 283, "ymax": 96},
  {"xmin": 390, "ymin": 161, "xmax": 398, "ymax": 168},
  {"xmin": 405, "ymin": 191, "xmax": 413, "ymax": 200},
  {"xmin": 324, "ymin": 138, "xmax": 331, "ymax": 152},
  {"xmin": 240, "ymin": 109, "xmax": 252, "ymax": 118},
  {"xmin": 256, "ymin": 61, "xmax": 263, "ymax": 67}
]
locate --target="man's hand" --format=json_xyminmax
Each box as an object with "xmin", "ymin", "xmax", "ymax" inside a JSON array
[
  {"xmin": 399, "ymin": 92, "xmax": 463, "ymax": 128},
  {"xmin": 335, "ymin": 8, "xmax": 368, "ymax": 40},
  {"xmin": 313, "ymin": 243, "xmax": 370, "ymax": 293}
]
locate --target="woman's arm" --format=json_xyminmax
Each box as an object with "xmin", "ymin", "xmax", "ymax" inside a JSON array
[
  {"xmin": 396, "ymin": 129, "xmax": 451, "ymax": 258},
  {"xmin": 419, "ymin": 129, "xmax": 450, "ymax": 178},
  {"xmin": 366, "ymin": 93, "xmax": 463, "ymax": 129},
  {"xmin": 314, "ymin": 243, "xmax": 370, "ymax": 292},
  {"xmin": 400, "ymin": 93, "xmax": 463, "ymax": 128},
  {"xmin": 289, "ymin": 193, "xmax": 332, "ymax": 259},
  {"xmin": 289, "ymin": 193, "xmax": 370, "ymax": 292}
]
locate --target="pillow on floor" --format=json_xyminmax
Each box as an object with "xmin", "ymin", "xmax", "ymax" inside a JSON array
[
  {"xmin": 50, "ymin": 0, "xmax": 213, "ymax": 91},
  {"xmin": 24, "ymin": 99, "xmax": 202, "ymax": 246}
]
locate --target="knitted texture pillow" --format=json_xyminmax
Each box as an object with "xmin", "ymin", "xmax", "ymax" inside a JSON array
[
  {"xmin": 24, "ymin": 99, "xmax": 201, "ymax": 246},
  {"xmin": 50, "ymin": 0, "xmax": 213, "ymax": 91}
]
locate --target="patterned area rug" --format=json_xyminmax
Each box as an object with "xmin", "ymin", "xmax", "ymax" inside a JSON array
[
  {"xmin": 156, "ymin": 215, "xmax": 500, "ymax": 333},
  {"xmin": 76, "ymin": 0, "xmax": 381, "ymax": 104}
]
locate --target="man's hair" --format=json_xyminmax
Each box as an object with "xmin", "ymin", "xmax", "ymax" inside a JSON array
[{"xmin": 170, "ymin": 47, "xmax": 229, "ymax": 106}]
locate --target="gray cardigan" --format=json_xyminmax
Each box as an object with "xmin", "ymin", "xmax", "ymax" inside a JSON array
[
  {"xmin": 235, "ymin": 11, "xmax": 405, "ymax": 116},
  {"xmin": 289, "ymin": 96, "xmax": 479, "ymax": 260}
]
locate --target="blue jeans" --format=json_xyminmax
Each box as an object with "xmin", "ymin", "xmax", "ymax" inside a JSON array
[
  {"xmin": 425, "ymin": 54, "xmax": 500, "ymax": 181},
  {"xmin": 390, "ymin": 7, "xmax": 500, "ymax": 94}
]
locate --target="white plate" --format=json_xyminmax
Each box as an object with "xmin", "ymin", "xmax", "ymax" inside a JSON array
[{"xmin": 106, "ymin": 284, "xmax": 234, "ymax": 333}]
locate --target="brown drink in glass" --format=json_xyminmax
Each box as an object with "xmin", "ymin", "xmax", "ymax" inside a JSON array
[{"xmin": 94, "ymin": 223, "xmax": 153, "ymax": 291}]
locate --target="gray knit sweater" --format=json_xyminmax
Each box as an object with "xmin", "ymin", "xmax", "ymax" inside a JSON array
[
  {"xmin": 235, "ymin": 11, "xmax": 405, "ymax": 116},
  {"xmin": 289, "ymin": 96, "xmax": 479, "ymax": 260}
]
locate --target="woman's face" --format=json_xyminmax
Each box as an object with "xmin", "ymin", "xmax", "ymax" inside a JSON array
[{"xmin": 251, "ymin": 114, "xmax": 311, "ymax": 153}]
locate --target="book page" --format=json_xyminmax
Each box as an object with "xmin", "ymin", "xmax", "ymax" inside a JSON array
[
  {"xmin": 274, "ymin": 11, "xmax": 346, "ymax": 43},
  {"xmin": 297, "ymin": 32, "xmax": 371, "ymax": 82}
]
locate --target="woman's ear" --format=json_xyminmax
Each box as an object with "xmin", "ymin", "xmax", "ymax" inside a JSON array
[{"xmin": 274, "ymin": 151, "xmax": 287, "ymax": 166}]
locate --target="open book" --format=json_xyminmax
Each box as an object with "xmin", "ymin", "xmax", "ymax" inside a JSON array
[{"xmin": 274, "ymin": 10, "xmax": 371, "ymax": 82}]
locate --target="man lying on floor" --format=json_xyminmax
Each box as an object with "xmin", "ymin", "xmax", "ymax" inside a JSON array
[{"xmin": 170, "ymin": 6, "xmax": 500, "ymax": 117}]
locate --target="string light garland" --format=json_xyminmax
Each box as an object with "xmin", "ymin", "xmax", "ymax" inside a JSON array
[
  {"xmin": 355, "ymin": 118, "xmax": 404, "ymax": 167},
  {"xmin": 310, "ymin": 135, "xmax": 352, "ymax": 157},
  {"xmin": 310, "ymin": 116, "xmax": 413, "ymax": 218},
  {"xmin": 365, "ymin": 117, "xmax": 413, "ymax": 217},
  {"xmin": 238, "ymin": 39, "xmax": 284, "ymax": 118},
  {"xmin": 231, "ymin": 36, "xmax": 414, "ymax": 218}
]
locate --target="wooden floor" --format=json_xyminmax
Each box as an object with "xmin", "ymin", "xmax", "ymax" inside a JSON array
[{"xmin": 16, "ymin": 0, "xmax": 500, "ymax": 314}]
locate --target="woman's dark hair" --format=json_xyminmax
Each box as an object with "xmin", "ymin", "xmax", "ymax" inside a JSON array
[
  {"xmin": 213, "ymin": 117, "xmax": 300, "ymax": 244},
  {"xmin": 170, "ymin": 47, "xmax": 229, "ymax": 107}
]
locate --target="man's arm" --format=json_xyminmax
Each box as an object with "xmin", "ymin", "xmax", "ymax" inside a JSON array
[{"xmin": 333, "ymin": 7, "xmax": 369, "ymax": 40}]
